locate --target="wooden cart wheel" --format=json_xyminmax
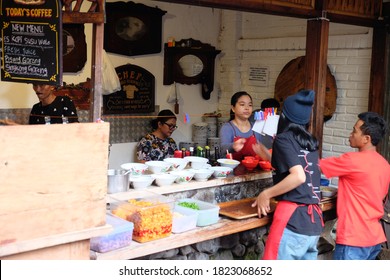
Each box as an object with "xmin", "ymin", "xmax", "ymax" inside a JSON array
[{"xmin": 274, "ymin": 56, "xmax": 337, "ymax": 121}]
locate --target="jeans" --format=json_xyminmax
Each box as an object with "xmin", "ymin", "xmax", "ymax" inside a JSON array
[
  {"xmin": 277, "ymin": 228, "xmax": 320, "ymax": 260},
  {"xmin": 333, "ymin": 244, "xmax": 382, "ymax": 260}
]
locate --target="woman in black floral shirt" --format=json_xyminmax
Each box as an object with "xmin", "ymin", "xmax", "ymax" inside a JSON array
[{"xmin": 136, "ymin": 109, "xmax": 178, "ymax": 162}]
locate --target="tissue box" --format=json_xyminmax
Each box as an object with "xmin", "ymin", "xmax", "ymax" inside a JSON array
[
  {"xmin": 172, "ymin": 206, "xmax": 198, "ymax": 233},
  {"xmin": 110, "ymin": 194, "xmax": 174, "ymax": 242},
  {"xmin": 175, "ymin": 198, "xmax": 220, "ymax": 227},
  {"xmin": 90, "ymin": 214, "xmax": 134, "ymax": 253}
]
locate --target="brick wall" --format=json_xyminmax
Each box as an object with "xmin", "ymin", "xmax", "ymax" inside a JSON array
[{"xmin": 217, "ymin": 12, "xmax": 373, "ymax": 184}]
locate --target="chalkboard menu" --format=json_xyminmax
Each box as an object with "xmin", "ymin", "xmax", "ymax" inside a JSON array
[
  {"xmin": 103, "ymin": 64, "xmax": 155, "ymax": 115},
  {"xmin": 0, "ymin": 0, "xmax": 62, "ymax": 85}
]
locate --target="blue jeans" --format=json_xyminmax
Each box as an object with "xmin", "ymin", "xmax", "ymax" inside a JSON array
[
  {"xmin": 333, "ymin": 244, "xmax": 382, "ymax": 260},
  {"xmin": 277, "ymin": 228, "xmax": 320, "ymax": 260}
]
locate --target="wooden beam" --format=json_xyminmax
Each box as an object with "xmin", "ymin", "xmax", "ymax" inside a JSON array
[
  {"xmin": 62, "ymin": 11, "xmax": 104, "ymax": 24},
  {"xmin": 90, "ymin": 23, "xmax": 104, "ymax": 122},
  {"xmin": 305, "ymin": 17, "xmax": 330, "ymax": 158},
  {"xmin": 155, "ymin": 0, "xmax": 382, "ymax": 27},
  {"xmin": 368, "ymin": 26, "xmax": 389, "ymax": 115}
]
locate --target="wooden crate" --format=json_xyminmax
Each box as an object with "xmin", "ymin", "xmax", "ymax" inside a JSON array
[{"xmin": 0, "ymin": 123, "xmax": 109, "ymax": 246}]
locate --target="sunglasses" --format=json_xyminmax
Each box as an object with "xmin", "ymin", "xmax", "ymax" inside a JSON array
[{"xmin": 164, "ymin": 122, "xmax": 178, "ymax": 130}]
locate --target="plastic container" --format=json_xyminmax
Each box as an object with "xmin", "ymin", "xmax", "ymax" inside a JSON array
[
  {"xmin": 175, "ymin": 198, "xmax": 220, "ymax": 227},
  {"xmin": 90, "ymin": 214, "xmax": 134, "ymax": 253},
  {"xmin": 107, "ymin": 169, "xmax": 129, "ymax": 194},
  {"xmin": 172, "ymin": 206, "xmax": 198, "ymax": 233},
  {"xmin": 110, "ymin": 194, "xmax": 174, "ymax": 242}
]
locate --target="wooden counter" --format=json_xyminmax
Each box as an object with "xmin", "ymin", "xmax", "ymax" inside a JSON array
[
  {"xmin": 91, "ymin": 196, "xmax": 336, "ymax": 260},
  {"xmin": 1, "ymin": 123, "xmax": 110, "ymax": 259}
]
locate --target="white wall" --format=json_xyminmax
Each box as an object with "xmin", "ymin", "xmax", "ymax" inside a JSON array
[{"xmin": 0, "ymin": 1, "xmax": 222, "ymax": 169}]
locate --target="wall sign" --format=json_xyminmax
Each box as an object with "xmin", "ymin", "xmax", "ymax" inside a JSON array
[
  {"xmin": 103, "ymin": 64, "xmax": 155, "ymax": 115},
  {"xmin": 0, "ymin": 0, "xmax": 62, "ymax": 85},
  {"xmin": 247, "ymin": 65, "xmax": 269, "ymax": 87},
  {"xmin": 104, "ymin": 1, "xmax": 166, "ymax": 56}
]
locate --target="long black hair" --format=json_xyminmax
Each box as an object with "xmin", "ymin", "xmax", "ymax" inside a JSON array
[{"xmin": 277, "ymin": 112, "xmax": 318, "ymax": 151}]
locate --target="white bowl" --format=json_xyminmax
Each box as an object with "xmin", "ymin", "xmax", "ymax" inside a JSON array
[
  {"xmin": 145, "ymin": 161, "xmax": 172, "ymax": 174},
  {"xmin": 191, "ymin": 168, "xmax": 214, "ymax": 182},
  {"xmin": 210, "ymin": 166, "xmax": 233, "ymax": 178},
  {"xmin": 120, "ymin": 163, "xmax": 148, "ymax": 177},
  {"xmin": 163, "ymin": 158, "xmax": 189, "ymax": 171},
  {"xmin": 151, "ymin": 173, "xmax": 178, "ymax": 186},
  {"xmin": 130, "ymin": 175, "xmax": 155, "ymax": 190},
  {"xmin": 217, "ymin": 158, "xmax": 240, "ymax": 169},
  {"xmin": 184, "ymin": 156, "xmax": 209, "ymax": 169},
  {"xmin": 170, "ymin": 170, "xmax": 195, "ymax": 184}
]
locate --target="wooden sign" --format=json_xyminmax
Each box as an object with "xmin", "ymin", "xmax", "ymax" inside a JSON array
[
  {"xmin": 103, "ymin": 64, "xmax": 155, "ymax": 115},
  {"xmin": 0, "ymin": 0, "xmax": 62, "ymax": 85}
]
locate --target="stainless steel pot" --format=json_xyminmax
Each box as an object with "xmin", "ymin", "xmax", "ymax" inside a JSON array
[{"xmin": 107, "ymin": 169, "xmax": 129, "ymax": 194}]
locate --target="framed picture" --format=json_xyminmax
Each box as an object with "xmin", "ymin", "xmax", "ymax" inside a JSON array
[
  {"xmin": 104, "ymin": 1, "xmax": 166, "ymax": 56},
  {"xmin": 62, "ymin": 24, "xmax": 87, "ymax": 73}
]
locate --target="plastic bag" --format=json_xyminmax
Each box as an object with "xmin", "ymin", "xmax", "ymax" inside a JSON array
[{"xmin": 102, "ymin": 49, "xmax": 121, "ymax": 95}]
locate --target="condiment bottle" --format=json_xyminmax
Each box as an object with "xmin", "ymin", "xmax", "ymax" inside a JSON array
[
  {"xmin": 214, "ymin": 146, "xmax": 221, "ymax": 166},
  {"xmin": 181, "ymin": 148, "xmax": 186, "ymax": 158},
  {"xmin": 204, "ymin": 146, "xmax": 210, "ymax": 159},
  {"xmin": 174, "ymin": 150, "xmax": 182, "ymax": 158},
  {"xmin": 44, "ymin": 116, "xmax": 51, "ymax": 125},
  {"xmin": 196, "ymin": 146, "xmax": 204, "ymax": 157},
  {"xmin": 189, "ymin": 147, "xmax": 194, "ymax": 156}
]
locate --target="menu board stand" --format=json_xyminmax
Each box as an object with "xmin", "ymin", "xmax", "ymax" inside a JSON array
[{"xmin": 0, "ymin": 0, "xmax": 62, "ymax": 85}]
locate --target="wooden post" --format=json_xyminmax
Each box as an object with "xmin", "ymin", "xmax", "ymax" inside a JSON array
[
  {"xmin": 369, "ymin": 26, "xmax": 388, "ymax": 115},
  {"xmin": 90, "ymin": 22, "xmax": 104, "ymax": 122},
  {"xmin": 305, "ymin": 17, "xmax": 330, "ymax": 158}
]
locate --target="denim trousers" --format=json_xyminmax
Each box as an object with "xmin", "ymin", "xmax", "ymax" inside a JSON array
[
  {"xmin": 333, "ymin": 244, "xmax": 382, "ymax": 260},
  {"xmin": 277, "ymin": 227, "xmax": 320, "ymax": 260}
]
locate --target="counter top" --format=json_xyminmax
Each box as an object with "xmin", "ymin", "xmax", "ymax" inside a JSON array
[
  {"xmin": 91, "ymin": 196, "xmax": 336, "ymax": 260},
  {"xmin": 108, "ymin": 170, "xmax": 272, "ymax": 202},
  {"xmin": 1, "ymin": 225, "xmax": 111, "ymax": 258}
]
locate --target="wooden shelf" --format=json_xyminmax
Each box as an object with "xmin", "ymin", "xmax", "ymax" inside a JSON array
[
  {"xmin": 62, "ymin": 11, "xmax": 105, "ymax": 24},
  {"xmin": 1, "ymin": 225, "xmax": 111, "ymax": 258},
  {"xmin": 90, "ymin": 216, "xmax": 272, "ymax": 260}
]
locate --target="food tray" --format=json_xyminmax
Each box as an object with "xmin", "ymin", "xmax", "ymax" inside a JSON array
[
  {"xmin": 90, "ymin": 213, "xmax": 134, "ymax": 253},
  {"xmin": 172, "ymin": 206, "xmax": 198, "ymax": 233},
  {"xmin": 110, "ymin": 194, "xmax": 174, "ymax": 243},
  {"xmin": 218, "ymin": 198, "xmax": 277, "ymax": 219},
  {"xmin": 175, "ymin": 198, "xmax": 219, "ymax": 227}
]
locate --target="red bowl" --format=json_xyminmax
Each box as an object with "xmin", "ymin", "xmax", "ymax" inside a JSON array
[
  {"xmin": 241, "ymin": 159, "xmax": 259, "ymax": 171},
  {"xmin": 244, "ymin": 156, "xmax": 255, "ymax": 161},
  {"xmin": 258, "ymin": 161, "xmax": 272, "ymax": 170}
]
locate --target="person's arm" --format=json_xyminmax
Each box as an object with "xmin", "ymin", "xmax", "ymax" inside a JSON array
[
  {"xmin": 252, "ymin": 140, "xmax": 272, "ymax": 161},
  {"xmin": 219, "ymin": 122, "xmax": 247, "ymax": 155},
  {"xmin": 252, "ymin": 164, "xmax": 306, "ymax": 217},
  {"xmin": 136, "ymin": 136, "xmax": 151, "ymax": 162},
  {"xmin": 219, "ymin": 122, "xmax": 235, "ymax": 154}
]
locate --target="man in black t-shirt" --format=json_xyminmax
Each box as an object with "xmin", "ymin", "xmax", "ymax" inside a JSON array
[{"xmin": 29, "ymin": 83, "xmax": 79, "ymax": 124}]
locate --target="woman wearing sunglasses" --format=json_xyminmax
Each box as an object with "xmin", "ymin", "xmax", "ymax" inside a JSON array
[{"xmin": 136, "ymin": 109, "xmax": 178, "ymax": 162}]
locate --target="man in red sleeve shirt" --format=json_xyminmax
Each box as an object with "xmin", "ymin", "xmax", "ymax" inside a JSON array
[{"xmin": 320, "ymin": 112, "xmax": 390, "ymax": 260}]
